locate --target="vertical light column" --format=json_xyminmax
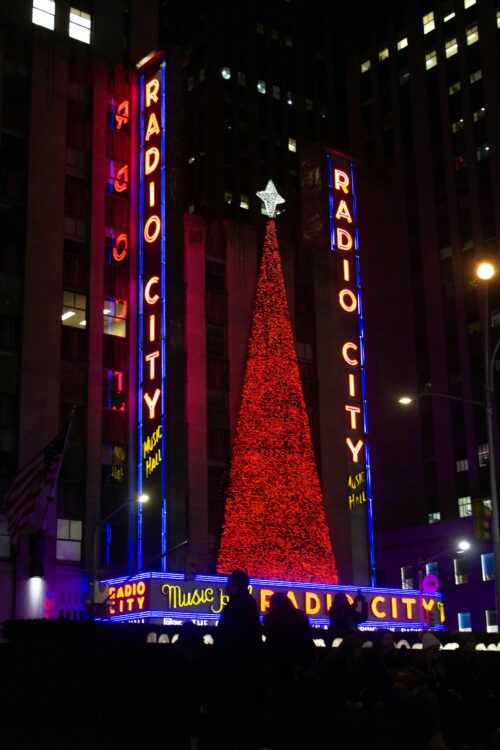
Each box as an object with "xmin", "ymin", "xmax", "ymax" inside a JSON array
[
  {"xmin": 137, "ymin": 55, "xmax": 167, "ymax": 570},
  {"xmin": 327, "ymin": 151, "xmax": 375, "ymax": 585}
]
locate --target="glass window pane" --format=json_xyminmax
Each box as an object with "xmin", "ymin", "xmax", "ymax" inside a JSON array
[{"xmin": 57, "ymin": 519, "xmax": 70, "ymax": 539}]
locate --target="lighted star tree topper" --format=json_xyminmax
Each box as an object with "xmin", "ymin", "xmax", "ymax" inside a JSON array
[{"xmin": 217, "ymin": 182, "xmax": 338, "ymax": 583}]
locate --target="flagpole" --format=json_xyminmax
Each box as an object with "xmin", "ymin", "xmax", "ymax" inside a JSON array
[{"xmin": 39, "ymin": 405, "xmax": 76, "ymax": 532}]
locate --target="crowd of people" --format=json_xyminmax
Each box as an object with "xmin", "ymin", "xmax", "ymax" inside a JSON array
[{"xmin": 167, "ymin": 570, "xmax": 500, "ymax": 750}]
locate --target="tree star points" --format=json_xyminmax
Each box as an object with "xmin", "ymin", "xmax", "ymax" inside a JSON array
[{"xmin": 256, "ymin": 180, "xmax": 285, "ymax": 218}]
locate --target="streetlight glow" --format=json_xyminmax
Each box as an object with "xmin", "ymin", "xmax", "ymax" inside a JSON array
[
  {"xmin": 138, "ymin": 493, "xmax": 149, "ymax": 503},
  {"xmin": 476, "ymin": 262, "xmax": 495, "ymax": 281},
  {"xmin": 457, "ymin": 540, "xmax": 471, "ymax": 552},
  {"xmin": 398, "ymin": 396, "xmax": 413, "ymax": 405}
]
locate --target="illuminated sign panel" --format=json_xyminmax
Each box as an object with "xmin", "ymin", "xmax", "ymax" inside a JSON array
[
  {"xmin": 327, "ymin": 152, "xmax": 374, "ymax": 584},
  {"xmin": 100, "ymin": 573, "xmax": 444, "ymax": 629},
  {"xmin": 138, "ymin": 56, "xmax": 167, "ymax": 568}
]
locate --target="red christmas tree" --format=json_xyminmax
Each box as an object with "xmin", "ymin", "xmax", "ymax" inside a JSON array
[{"xmin": 217, "ymin": 220, "xmax": 338, "ymax": 583}]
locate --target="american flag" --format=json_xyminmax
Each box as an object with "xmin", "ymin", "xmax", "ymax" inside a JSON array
[{"xmin": 0, "ymin": 420, "xmax": 72, "ymax": 542}]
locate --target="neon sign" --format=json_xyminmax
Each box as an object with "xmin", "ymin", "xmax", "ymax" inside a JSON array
[
  {"xmin": 100, "ymin": 572, "xmax": 444, "ymax": 629},
  {"xmin": 138, "ymin": 55, "xmax": 167, "ymax": 568},
  {"xmin": 327, "ymin": 151, "xmax": 375, "ymax": 584}
]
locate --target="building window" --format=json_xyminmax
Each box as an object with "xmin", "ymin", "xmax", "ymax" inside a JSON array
[
  {"xmin": 288, "ymin": 138, "xmax": 297, "ymax": 153},
  {"xmin": 256, "ymin": 22, "xmax": 264, "ymax": 34},
  {"xmin": 473, "ymin": 107, "xmax": 486, "ymax": 122},
  {"xmin": 440, "ymin": 246, "xmax": 452, "ymax": 260},
  {"xmin": 425, "ymin": 51, "xmax": 437, "ymax": 70},
  {"xmin": 476, "ymin": 144, "xmax": 490, "ymax": 161},
  {"xmin": 478, "ymin": 443, "xmax": 489, "ymax": 467},
  {"xmin": 224, "ymin": 190, "xmax": 233, "ymax": 205},
  {"xmin": 486, "ymin": 610, "xmax": 498, "ymax": 633},
  {"xmin": 444, "ymin": 12, "xmax": 456, "ymax": 22},
  {"xmin": 452, "ymin": 119, "xmax": 464, "ymax": 133},
  {"xmin": 287, "ymin": 91, "xmax": 294, "ymax": 105},
  {"xmin": 62, "ymin": 290, "xmax": 87, "ymax": 328},
  {"xmin": 32, "ymin": 0, "xmax": 56, "ymax": 30},
  {"xmin": 257, "ymin": 81, "xmax": 266, "ymax": 95},
  {"xmin": 458, "ymin": 612, "xmax": 472, "ymax": 631},
  {"xmin": 361, "ymin": 60, "xmax": 371, "ymax": 73},
  {"xmin": 481, "ymin": 553, "xmax": 494, "ymax": 581},
  {"xmin": 464, "ymin": 0, "xmax": 476, "ymax": 7},
  {"xmin": 425, "ymin": 561, "xmax": 439, "ymax": 577},
  {"xmin": 458, "ymin": 495, "xmax": 472, "ymax": 517},
  {"xmin": 445, "ymin": 38, "xmax": 458, "ymax": 58},
  {"xmin": 454, "ymin": 557, "xmax": 469, "ymax": 584},
  {"xmin": 449, "ymin": 81, "xmax": 461, "ymax": 95},
  {"xmin": 305, "ymin": 98, "xmax": 313, "ymax": 111},
  {"xmin": 397, "ymin": 38, "xmax": 408, "ymax": 51},
  {"xmin": 428, "ymin": 512, "xmax": 441, "ymax": 524},
  {"xmin": 401, "ymin": 565, "xmax": 414, "ymax": 589},
  {"xmin": 0, "ymin": 516, "xmax": 10, "ymax": 557},
  {"xmin": 284, "ymin": 35, "xmax": 293, "ymax": 47},
  {"xmin": 221, "ymin": 67, "xmax": 231, "ymax": 80},
  {"xmin": 423, "ymin": 12, "xmax": 435, "ymax": 34},
  {"xmin": 470, "ymin": 69, "xmax": 482, "ymax": 83},
  {"xmin": 456, "ymin": 459, "xmax": 469, "ymax": 472},
  {"xmin": 199, "ymin": 69, "xmax": 205, "ymax": 83},
  {"xmin": 56, "ymin": 519, "xmax": 82, "ymax": 562},
  {"xmin": 237, "ymin": 72, "xmax": 246, "ymax": 86},
  {"xmin": 378, "ymin": 48, "xmax": 389, "ymax": 62},
  {"xmin": 497, "ymin": 9, "xmax": 500, "ymax": 29},
  {"xmin": 240, "ymin": 195, "xmax": 249, "ymax": 210},
  {"xmin": 466, "ymin": 23, "xmax": 479, "ymax": 45},
  {"xmin": 103, "ymin": 369, "xmax": 126, "ymax": 412},
  {"xmin": 272, "ymin": 85, "xmax": 280, "ymax": 100},
  {"xmin": 69, "ymin": 8, "xmax": 91, "ymax": 44},
  {"xmin": 103, "ymin": 298, "xmax": 127, "ymax": 338}
]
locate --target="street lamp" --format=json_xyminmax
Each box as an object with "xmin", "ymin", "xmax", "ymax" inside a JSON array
[
  {"xmin": 90, "ymin": 493, "xmax": 149, "ymax": 616},
  {"xmin": 399, "ymin": 261, "xmax": 500, "ymax": 631}
]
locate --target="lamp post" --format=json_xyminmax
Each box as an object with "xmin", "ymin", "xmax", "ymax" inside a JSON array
[
  {"xmin": 399, "ymin": 260, "xmax": 500, "ymax": 631},
  {"xmin": 90, "ymin": 493, "xmax": 149, "ymax": 617}
]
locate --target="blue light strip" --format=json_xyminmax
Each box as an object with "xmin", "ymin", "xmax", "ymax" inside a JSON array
[
  {"xmin": 350, "ymin": 162, "xmax": 376, "ymax": 585},
  {"xmin": 160, "ymin": 59, "xmax": 167, "ymax": 571},
  {"xmin": 137, "ymin": 71, "xmax": 146, "ymax": 571}
]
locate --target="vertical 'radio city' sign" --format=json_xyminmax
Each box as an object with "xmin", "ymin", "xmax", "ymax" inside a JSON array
[
  {"xmin": 138, "ymin": 54, "xmax": 167, "ymax": 568},
  {"xmin": 327, "ymin": 151, "xmax": 375, "ymax": 583}
]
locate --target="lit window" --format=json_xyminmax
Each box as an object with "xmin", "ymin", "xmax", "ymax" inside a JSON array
[
  {"xmin": 221, "ymin": 67, "xmax": 231, "ymax": 80},
  {"xmin": 62, "ymin": 290, "xmax": 87, "ymax": 328},
  {"xmin": 458, "ymin": 495, "xmax": 472, "ymax": 517},
  {"xmin": 468, "ymin": 320, "xmax": 481, "ymax": 334},
  {"xmin": 238, "ymin": 72, "xmax": 246, "ymax": 86},
  {"xmin": 457, "ymin": 611, "xmax": 472, "ymax": 630},
  {"xmin": 452, "ymin": 118, "xmax": 464, "ymax": 133},
  {"xmin": 272, "ymin": 85, "xmax": 280, "ymax": 100},
  {"xmin": 481, "ymin": 553, "xmax": 495, "ymax": 582},
  {"xmin": 103, "ymin": 369, "xmax": 126, "ymax": 412},
  {"xmin": 361, "ymin": 60, "xmax": 371, "ymax": 73},
  {"xmin": 0, "ymin": 516, "xmax": 10, "ymax": 557},
  {"xmin": 69, "ymin": 7, "xmax": 91, "ymax": 44},
  {"xmin": 103, "ymin": 298, "xmax": 127, "ymax": 337},
  {"xmin": 423, "ymin": 12, "xmax": 435, "ymax": 34},
  {"xmin": 378, "ymin": 47, "xmax": 389, "ymax": 62},
  {"xmin": 470, "ymin": 69, "xmax": 482, "ymax": 83},
  {"xmin": 497, "ymin": 9, "xmax": 500, "ymax": 29},
  {"xmin": 445, "ymin": 38, "xmax": 458, "ymax": 58},
  {"xmin": 464, "ymin": 0, "xmax": 476, "ymax": 7},
  {"xmin": 449, "ymin": 81, "xmax": 461, "ymax": 95},
  {"xmin": 477, "ymin": 144, "xmax": 490, "ymax": 161},
  {"xmin": 56, "ymin": 519, "xmax": 82, "ymax": 562},
  {"xmin": 454, "ymin": 557, "xmax": 469, "ymax": 585},
  {"xmin": 401, "ymin": 565, "xmax": 414, "ymax": 589},
  {"xmin": 425, "ymin": 561, "xmax": 439, "ymax": 577},
  {"xmin": 240, "ymin": 195, "xmax": 249, "ymax": 209},
  {"xmin": 399, "ymin": 68, "xmax": 410, "ymax": 84},
  {"xmin": 288, "ymin": 138, "xmax": 297, "ymax": 153},
  {"xmin": 287, "ymin": 91, "xmax": 294, "ymax": 105},
  {"xmin": 188, "ymin": 201, "xmax": 195, "ymax": 214},
  {"xmin": 224, "ymin": 190, "xmax": 233, "ymax": 205},
  {"xmin": 486, "ymin": 610, "xmax": 498, "ymax": 633},
  {"xmin": 32, "ymin": 0, "xmax": 55, "ymax": 30},
  {"xmin": 426, "ymin": 50, "xmax": 437, "ymax": 70},
  {"xmin": 456, "ymin": 459, "xmax": 469, "ymax": 472},
  {"xmin": 466, "ymin": 23, "xmax": 479, "ymax": 45},
  {"xmin": 257, "ymin": 81, "xmax": 266, "ymax": 94},
  {"xmin": 397, "ymin": 38, "xmax": 408, "ymax": 51},
  {"xmin": 473, "ymin": 107, "xmax": 486, "ymax": 121},
  {"xmin": 188, "ymin": 156, "xmax": 195, "ymax": 165},
  {"xmin": 444, "ymin": 12, "xmax": 456, "ymax": 22},
  {"xmin": 428, "ymin": 511, "xmax": 441, "ymax": 524}
]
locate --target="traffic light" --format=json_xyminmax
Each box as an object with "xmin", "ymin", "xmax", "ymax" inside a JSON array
[{"xmin": 473, "ymin": 499, "xmax": 492, "ymax": 541}]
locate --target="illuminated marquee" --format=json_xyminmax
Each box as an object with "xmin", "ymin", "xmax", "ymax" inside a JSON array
[
  {"xmin": 328, "ymin": 151, "xmax": 374, "ymax": 583},
  {"xmin": 100, "ymin": 573, "xmax": 444, "ymax": 629},
  {"xmin": 138, "ymin": 55, "xmax": 167, "ymax": 567}
]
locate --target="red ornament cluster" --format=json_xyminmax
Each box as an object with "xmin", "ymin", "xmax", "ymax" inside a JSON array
[{"xmin": 217, "ymin": 220, "xmax": 338, "ymax": 583}]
